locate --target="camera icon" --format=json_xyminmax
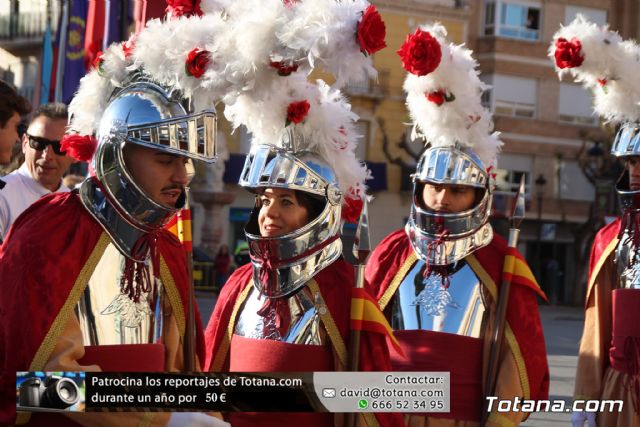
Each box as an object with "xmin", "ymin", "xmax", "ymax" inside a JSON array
[
  {"xmin": 322, "ymin": 388, "xmax": 336, "ymax": 398},
  {"xmin": 19, "ymin": 376, "xmax": 80, "ymax": 409}
]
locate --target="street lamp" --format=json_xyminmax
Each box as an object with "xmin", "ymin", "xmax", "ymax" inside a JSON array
[
  {"xmin": 535, "ymin": 173, "xmax": 547, "ymax": 287},
  {"xmin": 587, "ymin": 141, "xmax": 605, "ymax": 174}
]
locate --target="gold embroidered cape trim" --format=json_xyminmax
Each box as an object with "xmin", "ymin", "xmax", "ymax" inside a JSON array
[
  {"xmin": 210, "ymin": 281, "xmax": 253, "ymax": 371},
  {"xmin": 378, "ymin": 251, "xmax": 418, "ymax": 311},
  {"xmin": 159, "ymin": 256, "xmax": 185, "ymax": 337},
  {"xmin": 488, "ymin": 411, "xmax": 517, "ymax": 427},
  {"xmin": 17, "ymin": 233, "xmax": 110, "ymax": 425},
  {"xmin": 29, "ymin": 232, "xmax": 110, "ymax": 370},
  {"xmin": 467, "ymin": 254, "xmax": 531, "ymax": 401},
  {"xmin": 307, "ymin": 279, "xmax": 348, "ymax": 369}
]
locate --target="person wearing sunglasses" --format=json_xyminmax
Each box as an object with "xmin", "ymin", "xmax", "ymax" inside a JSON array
[{"xmin": 0, "ymin": 103, "xmax": 75, "ymax": 241}]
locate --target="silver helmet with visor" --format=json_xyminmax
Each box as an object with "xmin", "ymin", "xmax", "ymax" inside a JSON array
[
  {"xmin": 611, "ymin": 122, "xmax": 640, "ymax": 210},
  {"xmin": 407, "ymin": 144, "xmax": 493, "ymax": 266},
  {"xmin": 239, "ymin": 129, "xmax": 343, "ymax": 298},
  {"xmin": 77, "ymin": 74, "xmax": 217, "ymax": 257}
]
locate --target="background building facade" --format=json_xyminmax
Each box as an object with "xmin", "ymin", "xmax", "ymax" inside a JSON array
[{"xmin": 3, "ymin": 0, "xmax": 637, "ymax": 304}]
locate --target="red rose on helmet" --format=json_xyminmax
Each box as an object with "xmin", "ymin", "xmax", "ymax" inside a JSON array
[
  {"xmin": 554, "ymin": 37, "xmax": 584, "ymax": 69},
  {"xmin": 397, "ymin": 29, "xmax": 442, "ymax": 76},
  {"xmin": 93, "ymin": 51, "xmax": 104, "ymax": 75},
  {"xmin": 185, "ymin": 48, "xmax": 210, "ymax": 78},
  {"xmin": 286, "ymin": 100, "xmax": 311, "ymax": 125},
  {"xmin": 269, "ymin": 60, "xmax": 299, "ymax": 76},
  {"xmin": 166, "ymin": 0, "xmax": 203, "ymax": 18},
  {"xmin": 122, "ymin": 38, "xmax": 135, "ymax": 60},
  {"xmin": 60, "ymin": 134, "xmax": 98, "ymax": 162},
  {"xmin": 426, "ymin": 90, "xmax": 445, "ymax": 106},
  {"xmin": 357, "ymin": 5, "xmax": 387, "ymax": 55},
  {"xmin": 342, "ymin": 196, "xmax": 364, "ymax": 223}
]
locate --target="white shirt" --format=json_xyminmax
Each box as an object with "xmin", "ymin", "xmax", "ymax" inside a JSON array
[{"xmin": 0, "ymin": 163, "xmax": 70, "ymax": 239}]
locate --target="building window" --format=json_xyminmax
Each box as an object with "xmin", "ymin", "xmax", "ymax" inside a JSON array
[
  {"xmin": 558, "ymin": 83, "xmax": 597, "ymax": 126},
  {"xmin": 481, "ymin": 74, "xmax": 537, "ymax": 119},
  {"xmin": 494, "ymin": 153, "xmax": 533, "ymax": 194},
  {"xmin": 565, "ymin": 6, "xmax": 607, "ymax": 26},
  {"xmin": 559, "ymin": 159, "xmax": 595, "ymax": 201},
  {"xmin": 495, "ymin": 170, "xmax": 530, "ymax": 193},
  {"xmin": 484, "ymin": 1, "xmax": 541, "ymax": 41}
]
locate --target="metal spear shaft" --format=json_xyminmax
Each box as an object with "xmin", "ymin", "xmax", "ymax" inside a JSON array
[
  {"xmin": 183, "ymin": 187, "xmax": 196, "ymax": 372},
  {"xmin": 347, "ymin": 198, "xmax": 370, "ymax": 427},
  {"xmin": 482, "ymin": 176, "xmax": 526, "ymax": 426}
]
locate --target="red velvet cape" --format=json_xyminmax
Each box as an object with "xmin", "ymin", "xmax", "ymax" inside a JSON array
[
  {"xmin": 204, "ymin": 259, "xmax": 404, "ymax": 427},
  {"xmin": 0, "ymin": 191, "xmax": 205, "ymax": 425},
  {"xmin": 364, "ymin": 230, "xmax": 550, "ymax": 403}
]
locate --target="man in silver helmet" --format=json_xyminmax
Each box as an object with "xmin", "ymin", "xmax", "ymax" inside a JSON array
[
  {"xmin": 0, "ymin": 72, "xmax": 227, "ymax": 426},
  {"xmin": 365, "ymin": 144, "xmax": 549, "ymax": 426},
  {"xmin": 572, "ymin": 124, "xmax": 640, "ymax": 427},
  {"xmin": 365, "ymin": 24, "xmax": 548, "ymax": 427}
]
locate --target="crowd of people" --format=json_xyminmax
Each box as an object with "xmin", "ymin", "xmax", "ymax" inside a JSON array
[{"xmin": 0, "ymin": 3, "xmax": 639, "ymax": 427}]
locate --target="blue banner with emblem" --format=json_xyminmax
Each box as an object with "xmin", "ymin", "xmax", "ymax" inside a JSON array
[{"xmin": 62, "ymin": 0, "xmax": 88, "ymax": 104}]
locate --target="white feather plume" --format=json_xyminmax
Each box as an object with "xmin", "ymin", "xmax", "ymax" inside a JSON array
[
  {"xmin": 68, "ymin": 42, "xmax": 133, "ymax": 135},
  {"xmin": 403, "ymin": 23, "xmax": 502, "ymax": 169},
  {"xmin": 549, "ymin": 15, "xmax": 640, "ymax": 123},
  {"xmin": 276, "ymin": 0, "xmax": 377, "ymax": 88},
  {"xmin": 67, "ymin": 0, "xmax": 383, "ymax": 168},
  {"xmin": 225, "ymin": 74, "xmax": 369, "ymax": 195},
  {"xmin": 133, "ymin": 14, "xmax": 234, "ymax": 107}
]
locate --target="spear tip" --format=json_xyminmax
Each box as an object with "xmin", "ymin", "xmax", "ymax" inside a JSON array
[
  {"xmin": 511, "ymin": 175, "xmax": 526, "ymax": 225},
  {"xmin": 352, "ymin": 197, "xmax": 370, "ymax": 264}
]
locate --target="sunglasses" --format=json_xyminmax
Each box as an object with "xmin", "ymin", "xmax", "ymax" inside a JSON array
[{"xmin": 26, "ymin": 134, "xmax": 66, "ymax": 156}]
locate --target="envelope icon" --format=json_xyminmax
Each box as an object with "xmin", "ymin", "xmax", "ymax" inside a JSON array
[{"xmin": 322, "ymin": 388, "xmax": 336, "ymax": 398}]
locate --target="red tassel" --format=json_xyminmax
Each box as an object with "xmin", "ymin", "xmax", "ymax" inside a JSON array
[{"xmin": 60, "ymin": 134, "xmax": 98, "ymax": 162}]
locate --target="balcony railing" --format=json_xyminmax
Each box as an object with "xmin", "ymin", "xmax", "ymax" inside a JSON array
[
  {"xmin": 0, "ymin": 0, "xmax": 60, "ymax": 41},
  {"xmin": 344, "ymin": 69, "xmax": 390, "ymax": 99}
]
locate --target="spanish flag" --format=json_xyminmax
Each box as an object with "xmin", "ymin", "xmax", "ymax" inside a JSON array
[
  {"xmin": 351, "ymin": 288, "xmax": 404, "ymax": 356},
  {"xmin": 166, "ymin": 209, "xmax": 193, "ymax": 252}
]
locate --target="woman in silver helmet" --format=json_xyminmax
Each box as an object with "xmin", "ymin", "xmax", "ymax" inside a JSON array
[
  {"xmin": 204, "ymin": 75, "xmax": 400, "ymax": 427},
  {"xmin": 204, "ymin": 146, "xmax": 397, "ymax": 427},
  {"xmin": 365, "ymin": 23, "xmax": 548, "ymax": 427}
]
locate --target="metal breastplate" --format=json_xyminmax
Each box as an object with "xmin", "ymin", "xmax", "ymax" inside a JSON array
[
  {"xmin": 75, "ymin": 243, "xmax": 164, "ymax": 345},
  {"xmin": 616, "ymin": 229, "xmax": 640, "ymax": 289},
  {"xmin": 234, "ymin": 285, "xmax": 327, "ymax": 345},
  {"xmin": 390, "ymin": 259, "xmax": 488, "ymax": 338}
]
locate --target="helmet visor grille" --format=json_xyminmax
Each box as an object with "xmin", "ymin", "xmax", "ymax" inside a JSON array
[{"xmin": 127, "ymin": 110, "xmax": 217, "ymax": 162}]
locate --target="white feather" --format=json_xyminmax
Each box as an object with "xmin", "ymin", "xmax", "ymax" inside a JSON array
[
  {"xmin": 403, "ymin": 23, "xmax": 502, "ymax": 168},
  {"xmin": 225, "ymin": 75, "xmax": 368, "ymax": 195},
  {"xmin": 68, "ymin": 41, "xmax": 133, "ymax": 136},
  {"xmin": 276, "ymin": 0, "xmax": 377, "ymax": 87},
  {"xmin": 548, "ymin": 15, "xmax": 640, "ymax": 123}
]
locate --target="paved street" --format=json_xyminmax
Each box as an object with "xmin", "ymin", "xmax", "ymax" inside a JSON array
[
  {"xmin": 196, "ymin": 291, "xmax": 217, "ymax": 327},
  {"xmin": 523, "ymin": 305, "xmax": 584, "ymax": 426},
  {"xmin": 196, "ymin": 293, "xmax": 584, "ymax": 425}
]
